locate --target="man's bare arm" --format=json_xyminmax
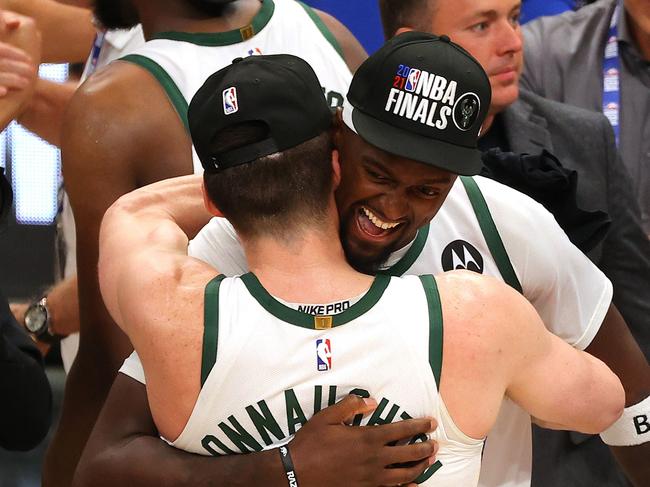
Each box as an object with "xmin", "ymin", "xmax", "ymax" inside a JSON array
[
  {"xmin": 0, "ymin": 11, "xmax": 40, "ymax": 129},
  {"xmin": 585, "ymin": 305, "xmax": 650, "ymax": 487},
  {"xmin": 42, "ymin": 62, "xmax": 193, "ymax": 487},
  {"xmin": 74, "ymin": 373, "xmax": 437, "ymax": 487},
  {"xmin": 0, "ymin": 0, "xmax": 94, "ymax": 63},
  {"xmin": 16, "ymin": 79, "xmax": 76, "ymax": 146},
  {"xmin": 315, "ymin": 8, "xmax": 367, "ymax": 72}
]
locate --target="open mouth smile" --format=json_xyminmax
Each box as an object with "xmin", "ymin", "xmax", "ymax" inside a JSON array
[{"xmin": 356, "ymin": 206, "xmax": 403, "ymax": 238}]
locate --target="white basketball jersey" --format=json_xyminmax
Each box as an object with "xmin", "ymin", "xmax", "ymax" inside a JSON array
[
  {"xmin": 119, "ymin": 0, "xmax": 352, "ymax": 173},
  {"xmin": 168, "ymin": 272, "xmax": 483, "ymax": 486},
  {"xmin": 179, "ymin": 175, "xmax": 613, "ymax": 487}
]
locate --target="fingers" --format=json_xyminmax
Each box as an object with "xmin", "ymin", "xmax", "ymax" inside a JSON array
[
  {"xmin": 0, "ymin": 71, "xmax": 31, "ymax": 92},
  {"xmin": 373, "ymin": 417, "xmax": 438, "ymax": 444},
  {"xmin": 312, "ymin": 394, "xmax": 378, "ymax": 425},
  {"xmin": 380, "ymin": 439, "xmax": 438, "ymax": 466},
  {"xmin": 0, "ymin": 41, "xmax": 33, "ymax": 64},
  {"xmin": 380, "ymin": 456, "xmax": 435, "ymax": 486}
]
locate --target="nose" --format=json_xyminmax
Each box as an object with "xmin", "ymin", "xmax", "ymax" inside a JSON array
[
  {"xmin": 377, "ymin": 190, "xmax": 410, "ymax": 222},
  {"xmin": 496, "ymin": 20, "xmax": 523, "ymax": 56}
]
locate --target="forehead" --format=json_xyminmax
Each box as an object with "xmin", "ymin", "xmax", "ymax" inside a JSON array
[{"xmin": 430, "ymin": 0, "xmax": 521, "ymax": 26}]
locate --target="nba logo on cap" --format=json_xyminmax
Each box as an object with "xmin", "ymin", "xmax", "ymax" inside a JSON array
[
  {"xmin": 316, "ymin": 339, "xmax": 332, "ymax": 371},
  {"xmin": 405, "ymin": 68, "xmax": 421, "ymax": 92},
  {"xmin": 222, "ymin": 87, "xmax": 238, "ymax": 115}
]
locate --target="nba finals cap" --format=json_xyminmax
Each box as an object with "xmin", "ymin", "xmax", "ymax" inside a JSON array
[
  {"xmin": 343, "ymin": 31, "xmax": 491, "ymax": 175},
  {"xmin": 189, "ymin": 54, "xmax": 332, "ymax": 172}
]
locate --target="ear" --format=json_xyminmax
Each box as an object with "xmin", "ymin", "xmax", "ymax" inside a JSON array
[
  {"xmin": 201, "ymin": 180, "xmax": 225, "ymax": 218},
  {"xmin": 333, "ymin": 107, "xmax": 345, "ymax": 147},
  {"xmin": 331, "ymin": 149, "xmax": 341, "ymax": 190},
  {"xmin": 394, "ymin": 26, "xmax": 414, "ymax": 37}
]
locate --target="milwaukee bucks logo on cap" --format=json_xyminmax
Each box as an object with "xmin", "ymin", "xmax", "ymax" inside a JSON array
[{"xmin": 452, "ymin": 93, "xmax": 481, "ymax": 131}]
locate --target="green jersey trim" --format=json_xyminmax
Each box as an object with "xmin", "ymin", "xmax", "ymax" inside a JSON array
[
  {"xmin": 419, "ymin": 275, "xmax": 443, "ymax": 390},
  {"xmin": 240, "ymin": 272, "xmax": 391, "ymax": 329},
  {"xmin": 151, "ymin": 0, "xmax": 275, "ymax": 46},
  {"xmin": 297, "ymin": 2, "xmax": 344, "ymax": 60},
  {"xmin": 460, "ymin": 176, "xmax": 523, "ymax": 293},
  {"xmin": 120, "ymin": 54, "xmax": 190, "ymax": 132},
  {"xmin": 202, "ymin": 274, "xmax": 226, "ymax": 386},
  {"xmin": 415, "ymin": 459, "xmax": 443, "ymax": 483},
  {"xmin": 382, "ymin": 223, "xmax": 430, "ymax": 277}
]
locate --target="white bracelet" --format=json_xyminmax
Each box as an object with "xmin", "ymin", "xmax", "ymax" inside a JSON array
[{"xmin": 600, "ymin": 395, "xmax": 650, "ymax": 446}]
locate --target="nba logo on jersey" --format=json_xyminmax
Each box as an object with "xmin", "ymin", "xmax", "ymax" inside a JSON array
[
  {"xmin": 405, "ymin": 68, "xmax": 421, "ymax": 92},
  {"xmin": 222, "ymin": 87, "xmax": 238, "ymax": 115},
  {"xmin": 316, "ymin": 339, "xmax": 332, "ymax": 371}
]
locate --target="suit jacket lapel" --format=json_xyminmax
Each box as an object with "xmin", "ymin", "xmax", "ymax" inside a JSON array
[{"xmin": 502, "ymin": 93, "xmax": 554, "ymax": 154}]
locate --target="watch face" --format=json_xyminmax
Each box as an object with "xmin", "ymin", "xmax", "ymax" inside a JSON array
[{"xmin": 25, "ymin": 305, "xmax": 47, "ymax": 333}]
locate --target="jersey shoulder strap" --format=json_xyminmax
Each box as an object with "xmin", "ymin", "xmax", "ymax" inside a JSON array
[
  {"xmin": 119, "ymin": 53, "xmax": 190, "ymax": 132},
  {"xmin": 459, "ymin": 176, "xmax": 522, "ymax": 293},
  {"xmin": 201, "ymin": 274, "xmax": 227, "ymax": 386},
  {"xmin": 418, "ymin": 274, "xmax": 443, "ymax": 389}
]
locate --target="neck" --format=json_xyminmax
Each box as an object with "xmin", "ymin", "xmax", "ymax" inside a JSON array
[
  {"xmin": 242, "ymin": 207, "xmax": 373, "ymax": 303},
  {"xmin": 626, "ymin": 11, "xmax": 650, "ymax": 61},
  {"xmin": 138, "ymin": 0, "xmax": 262, "ymax": 39},
  {"xmin": 480, "ymin": 114, "xmax": 496, "ymax": 137}
]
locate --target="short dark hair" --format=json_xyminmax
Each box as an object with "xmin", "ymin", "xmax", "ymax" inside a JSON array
[
  {"xmin": 378, "ymin": 0, "xmax": 434, "ymax": 39},
  {"xmin": 203, "ymin": 122, "xmax": 334, "ymax": 241}
]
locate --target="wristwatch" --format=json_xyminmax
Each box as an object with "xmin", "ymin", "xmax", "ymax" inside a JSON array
[{"xmin": 23, "ymin": 296, "xmax": 63, "ymax": 344}]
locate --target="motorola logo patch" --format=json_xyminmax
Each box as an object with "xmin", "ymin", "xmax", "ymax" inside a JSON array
[{"xmin": 441, "ymin": 240, "xmax": 484, "ymax": 273}]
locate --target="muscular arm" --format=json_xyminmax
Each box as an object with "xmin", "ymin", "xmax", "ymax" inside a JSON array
[
  {"xmin": 315, "ymin": 8, "xmax": 367, "ymax": 72},
  {"xmin": 584, "ymin": 117, "xmax": 650, "ymax": 487},
  {"xmin": 0, "ymin": 0, "xmax": 94, "ymax": 63},
  {"xmin": 439, "ymin": 272, "xmax": 624, "ymax": 438},
  {"xmin": 42, "ymin": 62, "xmax": 193, "ymax": 487}
]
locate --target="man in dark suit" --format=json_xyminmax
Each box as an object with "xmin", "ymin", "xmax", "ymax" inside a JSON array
[{"xmin": 379, "ymin": 1, "xmax": 650, "ymax": 486}]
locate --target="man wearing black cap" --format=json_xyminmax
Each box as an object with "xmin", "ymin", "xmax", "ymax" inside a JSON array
[
  {"xmin": 91, "ymin": 50, "xmax": 624, "ymax": 487},
  {"xmin": 378, "ymin": 2, "xmax": 650, "ymax": 487},
  {"xmin": 47, "ymin": 1, "xmax": 368, "ymax": 484}
]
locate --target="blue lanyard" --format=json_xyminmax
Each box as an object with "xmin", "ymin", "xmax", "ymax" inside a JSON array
[
  {"xmin": 602, "ymin": 3, "xmax": 621, "ymax": 145},
  {"xmin": 86, "ymin": 30, "xmax": 106, "ymax": 77}
]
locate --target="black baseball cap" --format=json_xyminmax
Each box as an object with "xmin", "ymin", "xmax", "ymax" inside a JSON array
[
  {"xmin": 189, "ymin": 54, "xmax": 332, "ymax": 172},
  {"xmin": 343, "ymin": 31, "xmax": 491, "ymax": 175}
]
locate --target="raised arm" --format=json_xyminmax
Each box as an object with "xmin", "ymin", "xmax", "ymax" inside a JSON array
[
  {"xmin": 0, "ymin": 11, "xmax": 40, "ymax": 130},
  {"xmin": 0, "ymin": 0, "xmax": 94, "ymax": 63}
]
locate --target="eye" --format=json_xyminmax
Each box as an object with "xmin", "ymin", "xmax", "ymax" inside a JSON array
[
  {"xmin": 366, "ymin": 168, "xmax": 388, "ymax": 182},
  {"xmin": 470, "ymin": 21, "xmax": 489, "ymax": 33},
  {"xmin": 416, "ymin": 186, "xmax": 440, "ymax": 198},
  {"xmin": 510, "ymin": 11, "xmax": 521, "ymax": 27}
]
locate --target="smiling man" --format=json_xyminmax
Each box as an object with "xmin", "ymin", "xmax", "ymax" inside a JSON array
[
  {"xmin": 378, "ymin": 1, "xmax": 650, "ymax": 486},
  {"xmin": 71, "ymin": 10, "xmax": 649, "ymax": 487},
  {"xmin": 94, "ymin": 45, "xmax": 625, "ymax": 487}
]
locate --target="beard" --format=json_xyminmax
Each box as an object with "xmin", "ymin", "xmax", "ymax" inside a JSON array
[
  {"xmin": 93, "ymin": 0, "xmax": 140, "ymax": 30},
  {"xmin": 340, "ymin": 225, "xmax": 395, "ymax": 276}
]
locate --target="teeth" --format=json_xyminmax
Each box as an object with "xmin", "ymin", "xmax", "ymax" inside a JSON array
[{"xmin": 362, "ymin": 207, "xmax": 400, "ymax": 230}]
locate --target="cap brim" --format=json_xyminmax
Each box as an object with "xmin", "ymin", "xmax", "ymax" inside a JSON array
[{"xmin": 343, "ymin": 102, "xmax": 482, "ymax": 176}]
